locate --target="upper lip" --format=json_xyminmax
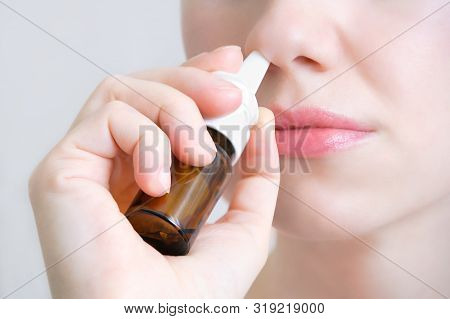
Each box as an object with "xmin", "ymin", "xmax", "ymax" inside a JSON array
[{"xmin": 273, "ymin": 106, "xmax": 374, "ymax": 132}]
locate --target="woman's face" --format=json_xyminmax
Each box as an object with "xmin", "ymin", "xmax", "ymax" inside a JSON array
[{"xmin": 181, "ymin": 0, "xmax": 450, "ymax": 240}]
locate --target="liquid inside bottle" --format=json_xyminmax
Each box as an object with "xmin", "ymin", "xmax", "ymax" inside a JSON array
[{"xmin": 125, "ymin": 128, "xmax": 235, "ymax": 256}]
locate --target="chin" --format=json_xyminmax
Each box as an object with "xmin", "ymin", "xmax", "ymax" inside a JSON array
[
  {"xmin": 272, "ymin": 143, "xmax": 399, "ymax": 241},
  {"xmin": 272, "ymin": 186, "xmax": 397, "ymax": 242}
]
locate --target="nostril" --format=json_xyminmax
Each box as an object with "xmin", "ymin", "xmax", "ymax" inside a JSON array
[
  {"xmin": 267, "ymin": 63, "xmax": 279, "ymax": 73},
  {"xmin": 294, "ymin": 56, "xmax": 325, "ymax": 71}
]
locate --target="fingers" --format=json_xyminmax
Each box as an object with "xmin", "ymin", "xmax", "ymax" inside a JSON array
[
  {"xmin": 71, "ymin": 46, "xmax": 244, "ymax": 167},
  {"xmin": 28, "ymin": 101, "xmax": 172, "ymax": 287},
  {"xmin": 77, "ymin": 76, "xmax": 217, "ymax": 166},
  {"xmin": 132, "ymin": 67, "xmax": 241, "ymax": 118},
  {"xmin": 130, "ymin": 46, "xmax": 244, "ymax": 118},
  {"xmin": 64, "ymin": 101, "xmax": 172, "ymax": 197},
  {"xmin": 182, "ymin": 45, "xmax": 243, "ymax": 72}
]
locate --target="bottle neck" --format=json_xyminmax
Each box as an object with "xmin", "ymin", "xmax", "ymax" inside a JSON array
[{"xmin": 207, "ymin": 127, "xmax": 236, "ymax": 163}]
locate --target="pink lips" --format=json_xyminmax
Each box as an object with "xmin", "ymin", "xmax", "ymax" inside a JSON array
[{"xmin": 274, "ymin": 107, "xmax": 374, "ymax": 158}]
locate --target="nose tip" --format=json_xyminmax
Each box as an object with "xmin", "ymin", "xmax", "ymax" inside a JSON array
[{"xmin": 242, "ymin": 2, "xmax": 341, "ymax": 74}]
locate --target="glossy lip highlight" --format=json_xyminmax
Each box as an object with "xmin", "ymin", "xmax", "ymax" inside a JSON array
[{"xmin": 273, "ymin": 106, "xmax": 375, "ymax": 158}]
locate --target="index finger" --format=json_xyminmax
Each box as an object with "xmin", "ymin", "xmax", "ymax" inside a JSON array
[{"xmin": 130, "ymin": 46, "xmax": 244, "ymax": 118}]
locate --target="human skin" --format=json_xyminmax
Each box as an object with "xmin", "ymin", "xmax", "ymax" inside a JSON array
[
  {"xmin": 181, "ymin": 0, "xmax": 450, "ymax": 297},
  {"xmin": 28, "ymin": 1, "xmax": 450, "ymax": 298},
  {"xmin": 29, "ymin": 47, "xmax": 280, "ymax": 298}
]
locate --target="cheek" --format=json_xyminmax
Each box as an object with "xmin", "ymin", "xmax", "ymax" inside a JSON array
[
  {"xmin": 381, "ymin": 12, "xmax": 450, "ymax": 195},
  {"xmin": 181, "ymin": 1, "xmax": 255, "ymax": 57},
  {"xmin": 181, "ymin": 1, "xmax": 216, "ymax": 56},
  {"xmin": 272, "ymin": 12, "xmax": 450, "ymax": 240}
]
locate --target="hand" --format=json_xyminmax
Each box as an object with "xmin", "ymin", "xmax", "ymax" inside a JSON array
[{"xmin": 29, "ymin": 46, "xmax": 280, "ymax": 298}]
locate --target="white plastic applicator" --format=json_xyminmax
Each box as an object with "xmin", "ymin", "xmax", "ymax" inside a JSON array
[{"xmin": 205, "ymin": 51, "xmax": 270, "ymax": 164}]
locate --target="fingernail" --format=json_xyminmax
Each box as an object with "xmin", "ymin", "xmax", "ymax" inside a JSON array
[
  {"xmin": 212, "ymin": 75, "xmax": 240, "ymax": 90},
  {"xmin": 156, "ymin": 168, "xmax": 171, "ymax": 196},
  {"xmin": 215, "ymin": 83, "xmax": 239, "ymax": 92},
  {"xmin": 256, "ymin": 107, "xmax": 275, "ymax": 129},
  {"xmin": 193, "ymin": 51, "xmax": 208, "ymax": 59},
  {"xmin": 183, "ymin": 51, "xmax": 208, "ymax": 65}
]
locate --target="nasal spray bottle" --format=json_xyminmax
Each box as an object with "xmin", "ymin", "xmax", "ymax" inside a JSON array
[{"xmin": 126, "ymin": 51, "xmax": 270, "ymax": 256}]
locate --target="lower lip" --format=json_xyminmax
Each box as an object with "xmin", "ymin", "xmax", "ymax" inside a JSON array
[{"xmin": 275, "ymin": 128, "xmax": 372, "ymax": 158}]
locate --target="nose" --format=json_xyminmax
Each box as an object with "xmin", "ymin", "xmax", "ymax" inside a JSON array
[{"xmin": 243, "ymin": 1, "xmax": 343, "ymax": 75}]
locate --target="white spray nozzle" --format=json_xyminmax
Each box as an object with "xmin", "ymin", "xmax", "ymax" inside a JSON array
[
  {"xmin": 205, "ymin": 50, "xmax": 270, "ymax": 165},
  {"xmin": 238, "ymin": 51, "xmax": 270, "ymax": 94}
]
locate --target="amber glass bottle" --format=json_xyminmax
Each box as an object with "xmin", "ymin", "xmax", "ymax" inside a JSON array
[
  {"xmin": 125, "ymin": 51, "xmax": 269, "ymax": 256},
  {"xmin": 125, "ymin": 128, "xmax": 235, "ymax": 256}
]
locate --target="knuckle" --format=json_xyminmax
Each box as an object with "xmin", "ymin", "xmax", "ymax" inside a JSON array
[
  {"xmin": 160, "ymin": 84, "xmax": 197, "ymax": 110},
  {"xmin": 101, "ymin": 100, "xmax": 133, "ymax": 119},
  {"xmin": 29, "ymin": 159, "xmax": 70, "ymax": 197},
  {"xmin": 98, "ymin": 74, "xmax": 127, "ymax": 92},
  {"xmin": 42, "ymin": 164, "xmax": 71, "ymax": 194},
  {"xmin": 45, "ymin": 170, "xmax": 69, "ymax": 194},
  {"xmin": 103, "ymin": 100, "xmax": 127, "ymax": 111}
]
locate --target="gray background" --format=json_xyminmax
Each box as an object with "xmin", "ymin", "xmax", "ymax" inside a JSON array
[{"xmin": 0, "ymin": 0, "xmax": 189, "ymax": 298}]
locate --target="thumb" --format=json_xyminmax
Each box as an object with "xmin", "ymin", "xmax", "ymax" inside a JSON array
[
  {"xmin": 185, "ymin": 107, "xmax": 280, "ymax": 297},
  {"xmin": 221, "ymin": 107, "xmax": 280, "ymax": 254}
]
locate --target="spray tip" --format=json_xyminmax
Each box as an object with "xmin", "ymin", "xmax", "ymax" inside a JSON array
[{"xmin": 237, "ymin": 51, "xmax": 270, "ymax": 94}]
